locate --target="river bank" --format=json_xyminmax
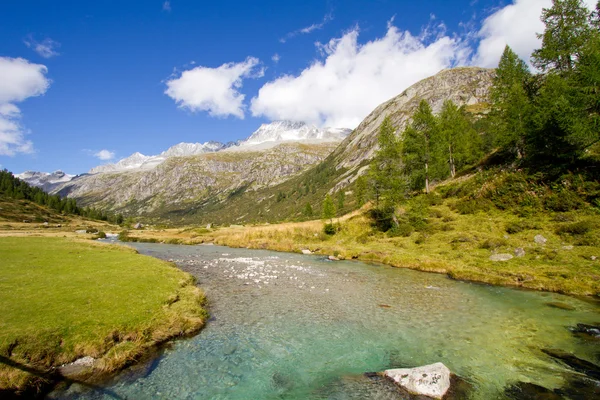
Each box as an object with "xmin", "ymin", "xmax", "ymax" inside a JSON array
[
  {"xmin": 119, "ymin": 203, "xmax": 600, "ymax": 297},
  {"xmin": 0, "ymin": 237, "xmax": 207, "ymax": 398}
]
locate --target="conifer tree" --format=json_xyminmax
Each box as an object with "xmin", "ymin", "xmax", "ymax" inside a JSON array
[
  {"xmin": 490, "ymin": 46, "xmax": 532, "ymax": 159},
  {"xmin": 438, "ymin": 100, "xmax": 482, "ymax": 177},
  {"xmin": 402, "ymin": 100, "xmax": 441, "ymax": 193},
  {"xmin": 532, "ymin": 0, "xmax": 593, "ymax": 74},
  {"xmin": 322, "ymin": 194, "xmax": 336, "ymax": 224},
  {"xmin": 355, "ymin": 174, "xmax": 367, "ymax": 207},
  {"xmin": 369, "ymin": 116, "xmax": 406, "ymax": 205}
]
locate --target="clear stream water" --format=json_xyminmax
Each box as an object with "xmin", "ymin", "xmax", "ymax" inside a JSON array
[{"xmin": 50, "ymin": 243, "xmax": 599, "ymax": 399}]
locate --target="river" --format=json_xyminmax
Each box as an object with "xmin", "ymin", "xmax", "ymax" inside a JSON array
[{"xmin": 49, "ymin": 243, "xmax": 599, "ymax": 399}]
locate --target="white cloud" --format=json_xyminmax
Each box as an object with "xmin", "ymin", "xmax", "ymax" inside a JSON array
[
  {"xmin": 24, "ymin": 35, "xmax": 61, "ymax": 58},
  {"xmin": 252, "ymin": 25, "xmax": 465, "ymax": 128},
  {"xmin": 163, "ymin": 1, "xmax": 171, "ymax": 12},
  {"xmin": 94, "ymin": 149, "xmax": 115, "ymax": 160},
  {"xmin": 280, "ymin": 13, "xmax": 333, "ymax": 43},
  {"xmin": 272, "ymin": 53, "xmax": 281, "ymax": 63},
  {"xmin": 164, "ymin": 57, "xmax": 263, "ymax": 119},
  {"xmin": 474, "ymin": 0, "xmax": 596, "ymax": 68},
  {"xmin": 0, "ymin": 57, "xmax": 50, "ymax": 156}
]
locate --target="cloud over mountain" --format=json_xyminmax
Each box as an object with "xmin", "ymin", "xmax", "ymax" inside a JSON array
[{"xmin": 164, "ymin": 57, "xmax": 264, "ymax": 119}]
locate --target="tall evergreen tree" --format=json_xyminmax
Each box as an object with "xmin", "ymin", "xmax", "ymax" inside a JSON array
[
  {"xmin": 369, "ymin": 116, "xmax": 406, "ymax": 206},
  {"xmin": 438, "ymin": 100, "xmax": 483, "ymax": 177},
  {"xmin": 532, "ymin": 0, "xmax": 593, "ymax": 73},
  {"xmin": 322, "ymin": 194, "xmax": 336, "ymax": 224},
  {"xmin": 490, "ymin": 45, "xmax": 532, "ymax": 159},
  {"xmin": 402, "ymin": 100, "xmax": 441, "ymax": 193},
  {"xmin": 355, "ymin": 174, "xmax": 367, "ymax": 207}
]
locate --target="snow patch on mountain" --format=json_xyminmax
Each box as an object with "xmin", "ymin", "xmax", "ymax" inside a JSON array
[
  {"xmin": 16, "ymin": 170, "xmax": 75, "ymax": 192},
  {"xmin": 239, "ymin": 121, "xmax": 351, "ymax": 147}
]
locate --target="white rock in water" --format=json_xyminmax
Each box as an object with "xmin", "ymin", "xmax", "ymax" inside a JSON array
[
  {"xmin": 490, "ymin": 253, "xmax": 513, "ymax": 262},
  {"xmin": 301, "ymin": 249, "xmax": 312, "ymax": 255},
  {"xmin": 384, "ymin": 362, "xmax": 451, "ymax": 399}
]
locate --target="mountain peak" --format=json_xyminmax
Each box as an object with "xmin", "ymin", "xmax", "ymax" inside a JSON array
[{"xmin": 240, "ymin": 120, "xmax": 350, "ymax": 147}]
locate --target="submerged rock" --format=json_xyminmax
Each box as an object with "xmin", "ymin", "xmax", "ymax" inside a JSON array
[
  {"xmin": 542, "ymin": 349, "xmax": 600, "ymax": 380},
  {"xmin": 383, "ymin": 362, "xmax": 451, "ymax": 399},
  {"xmin": 504, "ymin": 381, "xmax": 562, "ymax": 400},
  {"xmin": 570, "ymin": 323, "xmax": 600, "ymax": 339},
  {"xmin": 545, "ymin": 302, "xmax": 576, "ymax": 311}
]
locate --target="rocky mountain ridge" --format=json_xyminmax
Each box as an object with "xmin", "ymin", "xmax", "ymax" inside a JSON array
[{"xmin": 15, "ymin": 170, "xmax": 75, "ymax": 193}]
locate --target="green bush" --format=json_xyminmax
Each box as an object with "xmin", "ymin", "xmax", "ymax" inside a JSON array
[
  {"xmin": 545, "ymin": 191, "xmax": 585, "ymax": 212},
  {"xmin": 323, "ymin": 223, "xmax": 337, "ymax": 235},
  {"xmin": 480, "ymin": 238, "xmax": 508, "ymax": 250},
  {"xmin": 117, "ymin": 230, "xmax": 130, "ymax": 241},
  {"xmin": 388, "ymin": 223, "xmax": 413, "ymax": 237},
  {"xmin": 555, "ymin": 220, "xmax": 595, "ymax": 236},
  {"xmin": 454, "ymin": 198, "xmax": 492, "ymax": 214},
  {"xmin": 95, "ymin": 231, "xmax": 107, "ymax": 239}
]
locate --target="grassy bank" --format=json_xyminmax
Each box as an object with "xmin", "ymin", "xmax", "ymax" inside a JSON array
[
  {"xmin": 120, "ymin": 173, "xmax": 600, "ymax": 297},
  {"xmin": 0, "ymin": 237, "xmax": 207, "ymax": 397}
]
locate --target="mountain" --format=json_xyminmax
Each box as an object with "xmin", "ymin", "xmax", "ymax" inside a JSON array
[
  {"xmin": 89, "ymin": 142, "xmax": 226, "ymax": 174},
  {"xmin": 150, "ymin": 66, "xmax": 496, "ymax": 225},
  {"xmin": 21, "ymin": 67, "xmax": 493, "ymax": 225},
  {"xmin": 15, "ymin": 170, "xmax": 75, "ymax": 192},
  {"xmin": 238, "ymin": 121, "xmax": 351, "ymax": 148}
]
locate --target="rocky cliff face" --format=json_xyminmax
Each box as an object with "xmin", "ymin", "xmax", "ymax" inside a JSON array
[{"xmin": 333, "ymin": 67, "xmax": 494, "ymax": 171}]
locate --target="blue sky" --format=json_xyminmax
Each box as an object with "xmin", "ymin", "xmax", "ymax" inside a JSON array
[{"xmin": 1, "ymin": 0, "xmax": 594, "ymax": 175}]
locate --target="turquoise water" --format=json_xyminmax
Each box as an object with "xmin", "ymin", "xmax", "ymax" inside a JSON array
[{"xmin": 50, "ymin": 243, "xmax": 599, "ymax": 399}]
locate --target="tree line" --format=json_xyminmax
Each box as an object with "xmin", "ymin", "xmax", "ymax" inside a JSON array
[
  {"xmin": 342, "ymin": 0, "xmax": 599, "ymax": 231},
  {"xmin": 0, "ymin": 169, "xmax": 123, "ymax": 224}
]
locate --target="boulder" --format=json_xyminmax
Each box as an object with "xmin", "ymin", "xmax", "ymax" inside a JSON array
[
  {"xmin": 328, "ymin": 255, "xmax": 340, "ymax": 261},
  {"xmin": 301, "ymin": 249, "xmax": 312, "ymax": 255},
  {"xmin": 514, "ymin": 248, "xmax": 526, "ymax": 258},
  {"xmin": 384, "ymin": 362, "xmax": 451, "ymax": 399},
  {"xmin": 133, "ymin": 222, "xmax": 143, "ymax": 229},
  {"xmin": 490, "ymin": 253, "xmax": 513, "ymax": 262},
  {"xmin": 58, "ymin": 356, "xmax": 95, "ymax": 376},
  {"xmin": 534, "ymin": 235, "xmax": 547, "ymax": 245}
]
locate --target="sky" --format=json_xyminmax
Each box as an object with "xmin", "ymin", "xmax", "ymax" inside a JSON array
[{"xmin": 0, "ymin": 0, "xmax": 596, "ymax": 175}]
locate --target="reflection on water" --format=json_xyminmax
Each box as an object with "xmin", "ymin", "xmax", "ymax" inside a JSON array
[{"xmin": 50, "ymin": 243, "xmax": 599, "ymax": 399}]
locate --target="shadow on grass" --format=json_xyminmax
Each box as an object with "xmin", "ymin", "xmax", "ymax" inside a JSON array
[{"xmin": 0, "ymin": 355, "xmax": 124, "ymax": 399}]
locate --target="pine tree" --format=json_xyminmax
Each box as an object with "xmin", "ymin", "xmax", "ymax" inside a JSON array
[
  {"xmin": 322, "ymin": 194, "xmax": 336, "ymax": 224},
  {"xmin": 490, "ymin": 46, "xmax": 532, "ymax": 159},
  {"xmin": 402, "ymin": 100, "xmax": 441, "ymax": 193},
  {"xmin": 532, "ymin": 0, "xmax": 593, "ymax": 73},
  {"xmin": 438, "ymin": 100, "xmax": 483, "ymax": 177},
  {"xmin": 337, "ymin": 190, "xmax": 345, "ymax": 213},
  {"xmin": 355, "ymin": 174, "xmax": 367, "ymax": 207},
  {"xmin": 369, "ymin": 116, "xmax": 406, "ymax": 206},
  {"xmin": 303, "ymin": 202, "xmax": 313, "ymax": 218}
]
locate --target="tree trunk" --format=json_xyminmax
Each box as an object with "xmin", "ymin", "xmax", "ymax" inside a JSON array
[
  {"xmin": 449, "ymin": 144, "xmax": 455, "ymax": 178},
  {"xmin": 425, "ymin": 162, "xmax": 430, "ymax": 194}
]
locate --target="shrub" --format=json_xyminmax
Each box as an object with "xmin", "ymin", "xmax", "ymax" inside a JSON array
[
  {"xmin": 118, "ymin": 230, "xmax": 130, "ymax": 241},
  {"xmin": 480, "ymin": 238, "xmax": 508, "ymax": 250},
  {"xmin": 454, "ymin": 198, "xmax": 492, "ymax": 214},
  {"xmin": 86, "ymin": 227, "xmax": 99, "ymax": 234},
  {"xmin": 388, "ymin": 223, "xmax": 413, "ymax": 237},
  {"xmin": 95, "ymin": 231, "xmax": 107, "ymax": 239},
  {"xmin": 555, "ymin": 220, "xmax": 595, "ymax": 236},
  {"xmin": 323, "ymin": 223, "xmax": 337, "ymax": 235},
  {"xmin": 368, "ymin": 206, "xmax": 396, "ymax": 232},
  {"xmin": 545, "ymin": 191, "xmax": 585, "ymax": 212},
  {"xmin": 414, "ymin": 233, "xmax": 428, "ymax": 245}
]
